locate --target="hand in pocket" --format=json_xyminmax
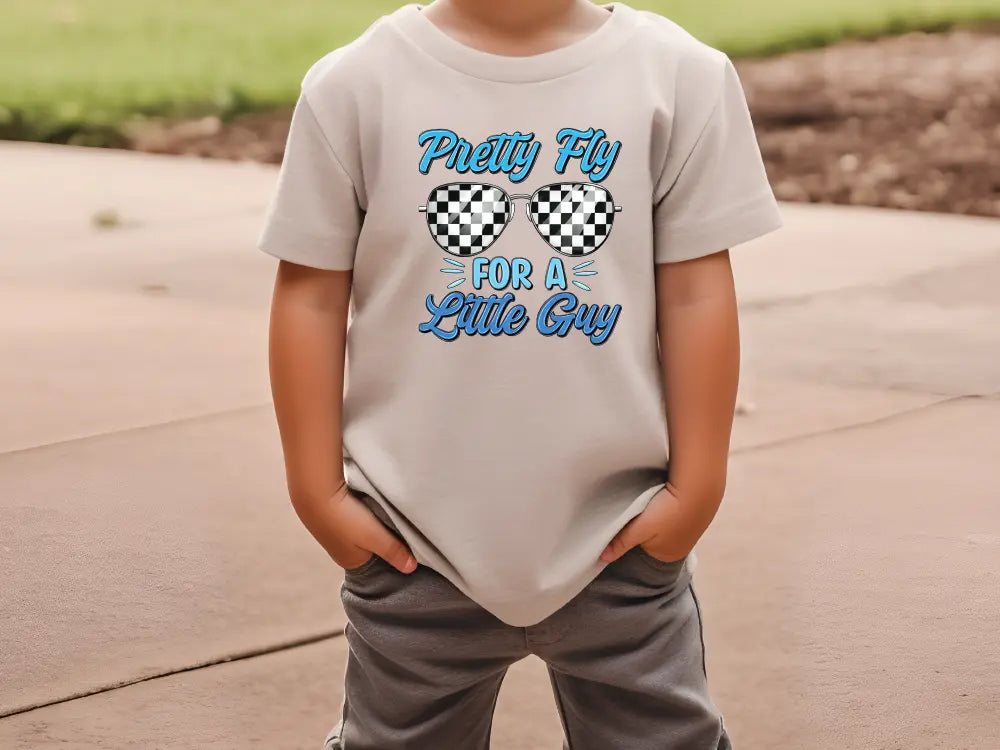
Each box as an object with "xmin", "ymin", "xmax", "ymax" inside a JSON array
[
  {"xmin": 295, "ymin": 484, "xmax": 418, "ymax": 574},
  {"xmin": 600, "ymin": 484, "xmax": 707, "ymax": 565}
]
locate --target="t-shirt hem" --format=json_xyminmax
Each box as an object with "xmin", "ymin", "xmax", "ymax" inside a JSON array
[
  {"xmin": 257, "ymin": 219, "xmax": 357, "ymax": 271},
  {"xmin": 654, "ymin": 193, "xmax": 784, "ymax": 264}
]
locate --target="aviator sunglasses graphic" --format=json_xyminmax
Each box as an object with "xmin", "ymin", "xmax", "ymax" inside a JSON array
[{"xmin": 418, "ymin": 181, "xmax": 622, "ymax": 257}]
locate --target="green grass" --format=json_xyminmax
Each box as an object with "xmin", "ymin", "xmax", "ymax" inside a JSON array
[{"xmin": 2, "ymin": 0, "xmax": 999, "ymax": 143}]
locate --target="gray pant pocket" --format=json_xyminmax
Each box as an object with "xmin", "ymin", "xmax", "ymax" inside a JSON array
[
  {"xmin": 343, "ymin": 553, "xmax": 382, "ymax": 577},
  {"xmin": 634, "ymin": 543, "xmax": 687, "ymax": 572}
]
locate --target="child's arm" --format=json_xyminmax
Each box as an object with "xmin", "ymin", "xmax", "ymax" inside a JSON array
[
  {"xmin": 268, "ymin": 260, "xmax": 417, "ymax": 573},
  {"xmin": 601, "ymin": 248, "xmax": 739, "ymax": 562}
]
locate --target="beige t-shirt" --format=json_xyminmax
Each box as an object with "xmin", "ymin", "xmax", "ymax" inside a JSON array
[{"xmin": 258, "ymin": 2, "xmax": 783, "ymax": 627}]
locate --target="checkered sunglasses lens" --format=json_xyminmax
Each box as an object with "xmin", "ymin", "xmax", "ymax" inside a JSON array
[
  {"xmin": 419, "ymin": 183, "xmax": 512, "ymax": 257},
  {"xmin": 528, "ymin": 183, "xmax": 619, "ymax": 256}
]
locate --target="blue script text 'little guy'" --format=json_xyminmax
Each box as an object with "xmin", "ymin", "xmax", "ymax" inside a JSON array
[{"xmin": 419, "ymin": 291, "xmax": 621, "ymax": 345}]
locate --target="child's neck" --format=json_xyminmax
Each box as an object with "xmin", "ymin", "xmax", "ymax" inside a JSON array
[{"xmin": 420, "ymin": 0, "xmax": 612, "ymax": 56}]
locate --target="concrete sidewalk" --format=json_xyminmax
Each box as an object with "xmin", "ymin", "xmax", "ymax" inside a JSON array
[{"xmin": 1, "ymin": 142, "xmax": 998, "ymax": 749}]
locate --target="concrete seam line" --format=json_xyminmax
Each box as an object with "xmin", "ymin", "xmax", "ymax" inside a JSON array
[
  {"xmin": 731, "ymin": 391, "xmax": 996, "ymax": 458},
  {"xmin": 739, "ymin": 250, "xmax": 1000, "ymax": 312},
  {"xmin": 0, "ymin": 403, "xmax": 272, "ymax": 460},
  {"xmin": 0, "ymin": 628, "xmax": 344, "ymax": 720},
  {"xmin": 3, "ymin": 394, "xmax": 996, "ymax": 717}
]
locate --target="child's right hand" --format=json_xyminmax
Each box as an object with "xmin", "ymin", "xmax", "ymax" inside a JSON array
[{"xmin": 324, "ymin": 486, "xmax": 418, "ymax": 575}]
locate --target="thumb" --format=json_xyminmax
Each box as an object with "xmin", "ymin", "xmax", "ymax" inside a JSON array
[
  {"xmin": 600, "ymin": 513, "xmax": 650, "ymax": 563},
  {"xmin": 359, "ymin": 514, "xmax": 418, "ymax": 574}
]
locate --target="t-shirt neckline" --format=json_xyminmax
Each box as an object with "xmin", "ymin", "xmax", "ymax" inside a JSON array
[{"xmin": 388, "ymin": 2, "xmax": 638, "ymax": 83}]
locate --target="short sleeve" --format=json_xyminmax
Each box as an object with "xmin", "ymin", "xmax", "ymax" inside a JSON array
[
  {"xmin": 653, "ymin": 57, "xmax": 783, "ymax": 264},
  {"xmin": 257, "ymin": 92, "xmax": 363, "ymax": 271}
]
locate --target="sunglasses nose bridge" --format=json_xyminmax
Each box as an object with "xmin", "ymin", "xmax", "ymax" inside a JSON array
[{"xmin": 504, "ymin": 193, "xmax": 533, "ymax": 222}]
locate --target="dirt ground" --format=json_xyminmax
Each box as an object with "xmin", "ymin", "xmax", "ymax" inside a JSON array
[{"xmin": 127, "ymin": 29, "xmax": 1000, "ymax": 218}]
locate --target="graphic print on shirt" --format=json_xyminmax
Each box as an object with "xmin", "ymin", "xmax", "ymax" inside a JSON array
[
  {"xmin": 415, "ymin": 127, "xmax": 624, "ymax": 345},
  {"xmin": 419, "ymin": 181, "xmax": 620, "ymax": 258}
]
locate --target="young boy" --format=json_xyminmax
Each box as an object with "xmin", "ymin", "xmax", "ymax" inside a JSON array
[{"xmin": 259, "ymin": 1, "xmax": 782, "ymax": 747}]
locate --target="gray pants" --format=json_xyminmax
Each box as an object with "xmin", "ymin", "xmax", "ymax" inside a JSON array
[{"xmin": 325, "ymin": 495, "xmax": 731, "ymax": 750}]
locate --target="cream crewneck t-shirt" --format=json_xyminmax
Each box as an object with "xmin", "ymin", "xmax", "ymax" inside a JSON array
[{"xmin": 259, "ymin": 2, "xmax": 783, "ymax": 627}]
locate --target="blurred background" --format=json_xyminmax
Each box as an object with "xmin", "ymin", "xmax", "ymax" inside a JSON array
[
  {"xmin": 3, "ymin": 0, "xmax": 999, "ymax": 216},
  {"xmin": 1, "ymin": 2, "xmax": 998, "ymax": 748}
]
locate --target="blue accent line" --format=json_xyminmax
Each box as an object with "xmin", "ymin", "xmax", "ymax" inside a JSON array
[
  {"xmin": 447, "ymin": 278, "xmax": 467, "ymax": 288},
  {"xmin": 573, "ymin": 271, "xmax": 598, "ymax": 277},
  {"xmin": 442, "ymin": 257, "xmax": 465, "ymax": 268},
  {"xmin": 571, "ymin": 281, "xmax": 591, "ymax": 292},
  {"xmin": 440, "ymin": 268, "xmax": 464, "ymax": 274},
  {"xmin": 572, "ymin": 260, "xmax": 595, "ymax": 270}
]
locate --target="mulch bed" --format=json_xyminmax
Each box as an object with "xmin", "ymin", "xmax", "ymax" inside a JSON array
[{"xmin": 126, "ymin": 29, "xmax": 1000, "ymax": 219}]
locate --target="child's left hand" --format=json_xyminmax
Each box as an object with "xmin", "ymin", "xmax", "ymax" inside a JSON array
[{"xmin": 599, "ymin": 483, "xmax": 711, "ymax": 564}]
